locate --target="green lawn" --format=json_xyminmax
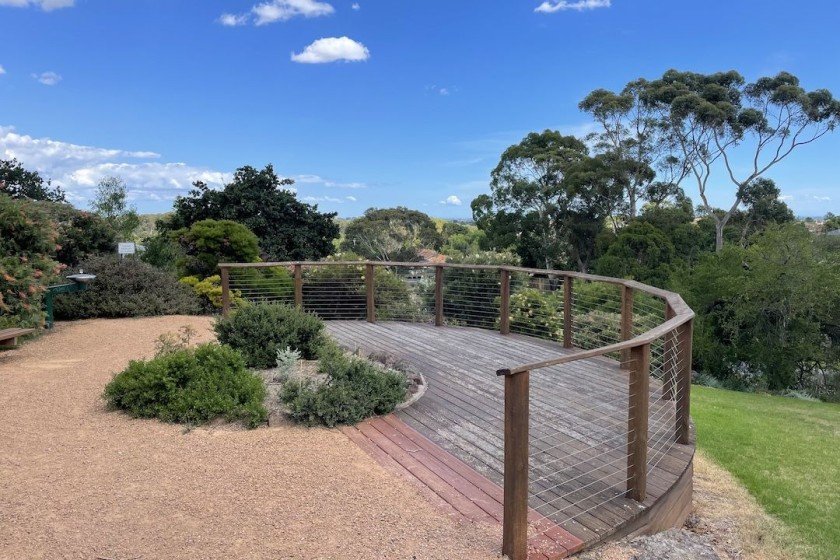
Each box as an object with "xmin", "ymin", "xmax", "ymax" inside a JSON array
[{"xmin": 692, "ymin": 386, "xmax": 840, "ymax": 560}]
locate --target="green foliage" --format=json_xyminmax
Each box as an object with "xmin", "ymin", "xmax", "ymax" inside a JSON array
[
  {"xmin": 508, "ymin": 287, "xmax": 564, "ymax": 340},
  {"xmin": 90, "ymin": 176, "xmax": 140, "ymax": 240},
  {"xmin": 172, "ymin": 219, "xmax": 260, "ymax": 278},
  {"xmin": 441, "ymin": 227, "xmax": 486, "ymax": 259},
  {"xmin": 214, "ymin": 303, "xmax": 326, "ymax": 368},
  {"xmin": 693, "ymin": 386, "xmax": 838, "ymax": 559},
  {"xmin": 674, "ymin": 224, "xmax": 840, "ymax": 392},
  {"xmin": 166, "ymin": 165, "xmax": 339, "ymax": 262},
  {"xmin": 54, "ymin": 255, "xmax": 202, "ymax": 319},
  {"xmin": 340, "ymin": 207, "xmax": 444, "ymax": 261},
  {"xmin": 280, "ymin": 341, "xmax": 406, "ymax": 427},
  {"xmin": 472, "ymin": 130, "xmax": 624, "ymax": 271},
  {"xmin": 179, "ymin": 274, "xmax": 243, "ymax": 311},
  {"xmin": 103, "ymin": 343, "xmax": 267, "ymax": 428},
  {"xmin": 140, "ymin": 233, "xmax": 183, "ymax": 272},
  {"xmin": 643, "ymin": 70, "xmax": 840, "ymax": 252},
  {"xmin": 0, "ymin": 158, "xmax": 65, "ymax": 202},
  {"xmin": 0, "ymin": 195, "xmax": 61, "ymax": 328},
  {"xmin": 441, "ymin": 251, "xmax": 519, "ymax": 328},
  {"xmin": 595, "ymin": 221, "xmax": 675, "ymax": 287},
  {"xmin": 34, "ymin": 202, "xmax": 117, "ymax": 266},
  {"xmin": 822, "ymin": 212, "xmax": 840, "ymax": 233}
]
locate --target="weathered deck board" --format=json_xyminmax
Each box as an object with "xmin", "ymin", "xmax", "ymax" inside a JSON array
[{"xmin": 326, "ymin": 321, "xmax": 694, "ymax": 547}]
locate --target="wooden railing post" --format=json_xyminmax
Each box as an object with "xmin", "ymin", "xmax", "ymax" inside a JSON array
[
  {"xmin": 434, "ymin": 265, "xmax": 444, "ymax": 327},
  {"xmin": 661, "ymin": 304, "xmax": 677, "ymax": 400},
  {"xmin": 365, "ymin": 263, "xmax": 376, "ymax": 323},
  {"xmin": 500, "ymin": 268, "xmax": 511, "ymax": 335},
  {"xmin": 627, "ymin": 343, "xmax": 650, "ymax": 502},
  {"xmin": 620, "ymin": 285, "xmax": 634, "ymax": 369},
  {"xmin": 294, "ymin": 264, "xmax": 303, "ymax": 309},
  {"xmin": 675, "ymin": 319, "xmax": 693, "ymax": 444},
  {"xmin": 563, "ymin": 275, "xmax": 573, "ymax": 348},
  {"xmin": 502, "ymin": 370, "xmax": 530, "ymax": 560},
  {"xmin": 220, "ymin": 266, "xmax": 231, "ymax": 317}
]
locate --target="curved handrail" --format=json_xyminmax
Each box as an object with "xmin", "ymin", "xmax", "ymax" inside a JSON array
[{"xmin": 219, "ymin": 260, "xmax": 695, "ymax": 377}]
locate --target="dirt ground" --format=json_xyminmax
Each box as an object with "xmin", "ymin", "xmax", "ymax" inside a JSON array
[
  {"xmin": 0, "ymin": 316, "xmax": 501, "ymax": 560},
  {"xmin": 1, "ymin": 316, "xmax": 799, "ymax": 560}
]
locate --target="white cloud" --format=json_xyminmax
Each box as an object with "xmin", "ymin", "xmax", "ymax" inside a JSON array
[
  {"xmin": 0, "ymin": 65, "xmax": 6, "ymax": 75},
  {"xmin": 351, "ymin": 2, "xmax": 360, "ymax": 9},
  {"xmin": 291, "ymin": 36, "xmax": 369, "ymax": 64},
  {"xmin": 32, "ymin": 71, "xmax": 61, "ymax": 86},
  {"xmin": 302, "ymin": 195, "xmax": 343, "ymax": 204},
  {"xmin": 812, "ymin": 195, "xmax": 831, "ymax": 201},
  {"xmin": 345, "ymin": 195, "xmax": 357, "ymax": 201},
  {"xmin": 778, "ymin": 195, "xmax": 794, "ymax": 201},
  {"xmin": 440, "ymin": 195, "xmax": 462, "ymax": 206},
  {"xmin": 218, "ymin": 13, "xmax": 248, "ymax": 26},
  {"xmin": 535, "ymin": 0, "xmax": 611, "ymax": 13},
  {"xmin": 0, "ymin": 125, "xmax": 229, "ymax": 204},
  {"xmin": 252, "ymin": 0, "xmax": 333, "ymax": 25},
  {"xmin": 0, "ymin": 0, "xmax": 74, "ymax": 11},
  {"xmin": 218, "ymin": 0, "xmax": 334, "ymax": 27},
  {"xmin": 293, "ymin": 174, "xmax": 367, "ymax": 189}
]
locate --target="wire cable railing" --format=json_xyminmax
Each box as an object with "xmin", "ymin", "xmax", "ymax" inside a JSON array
[{"xmin": 219, "ymin": 260, "xmax": 694, "ymax": 560}]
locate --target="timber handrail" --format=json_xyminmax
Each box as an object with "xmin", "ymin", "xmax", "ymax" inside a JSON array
[{"xmin": 219, "ymin": 259, "xmax": 696, "ymax": 560}]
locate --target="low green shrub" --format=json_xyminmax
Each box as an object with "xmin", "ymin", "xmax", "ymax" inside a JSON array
[
  {"xmin": 103, "ymin": 343, "xmax": 267, "ymax": 428},
  {"xmin": 54, "ymin": 255, "xmax": 202, "ymax": 319},
  {"xmin": 280, "ymin": 341, "xmax": 407, "ymax": 427},
  {"xmin": 214, "ymin": 302, "xmax": 325, "ymax": 368}
]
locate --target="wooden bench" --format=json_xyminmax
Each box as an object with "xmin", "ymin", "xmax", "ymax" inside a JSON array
[{"xmin": 0, "ymin": 328, "xmax": 35, "ymax": 347}]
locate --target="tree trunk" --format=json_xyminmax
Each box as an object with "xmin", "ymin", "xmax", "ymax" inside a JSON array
[{"xmin": 715, "ymin": 221, "xmax": 724, "ymax": 253}]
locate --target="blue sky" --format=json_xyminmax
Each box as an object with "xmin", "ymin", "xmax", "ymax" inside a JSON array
[{"xmin": 1, "ymin": 0, "xmax": 838, "ymax": 218}]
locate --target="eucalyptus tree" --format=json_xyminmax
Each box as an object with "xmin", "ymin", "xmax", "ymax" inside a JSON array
[
  {"xmin": 643, "ymin": 70, "xmax": 840, "ymax": 252},
  {"xmin": 579, "ymin": 80, "xmax": 686, "ymax": 219},
  {"xmin": 472, "ymin": 130, "xmax": 623, "ymax": 271}
]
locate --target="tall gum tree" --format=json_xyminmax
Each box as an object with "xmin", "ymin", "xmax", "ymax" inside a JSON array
[
  {"xmin": 643, "ymin": 70, "xmax": 840, "ymax": 252},
  {"xmin": 579, "ymin": 79, "xmax": 686, "ymax": 220}
]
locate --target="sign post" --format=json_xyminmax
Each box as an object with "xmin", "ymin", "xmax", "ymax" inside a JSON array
[{"xmin": 117, "ymin": 242, "xmax": 136, "ymax": 259}]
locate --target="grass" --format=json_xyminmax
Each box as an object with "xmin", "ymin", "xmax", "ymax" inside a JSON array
[{"xmin": 692, "ymin": 385, "xmax": 840, "ymax": 560}]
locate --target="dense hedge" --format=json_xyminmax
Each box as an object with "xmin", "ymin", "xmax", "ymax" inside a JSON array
[
  {"xmin": 0, "ymin": 194, "xmax": 61, "ymax": 328},
  {"xmin": 54, "ymin": 255, "xmax": 202, "ymax": 319},
  {"xmin": 214, "ymin": 302, "xmax": 325, "ymax": 368},
  {"xmin": 280, "ymin": 342, "xmax": 406, "ymax": 427},
  {"xmin": 104, "ymin": 343, "xmax": 267, "ymax": 428}
]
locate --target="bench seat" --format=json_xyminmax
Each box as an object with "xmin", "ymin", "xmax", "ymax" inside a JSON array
[{"xmin": 0, "ymin": 328, "xmax": 36, "ymax": 347}]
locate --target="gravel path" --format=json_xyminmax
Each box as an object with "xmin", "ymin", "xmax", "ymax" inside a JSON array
[{"xmin": 0, "ymin": 316, "xmax": 501, "ymax": 560}]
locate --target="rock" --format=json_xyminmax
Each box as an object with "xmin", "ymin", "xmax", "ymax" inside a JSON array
[{"xmin": 628, "ymin": 529, "xmax": 720, "ymax": 560}]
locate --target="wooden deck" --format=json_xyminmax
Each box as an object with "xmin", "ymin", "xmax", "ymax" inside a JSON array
[{"xmin": 327, "ymin": 321, "xmax": 695, "ymax": 552}]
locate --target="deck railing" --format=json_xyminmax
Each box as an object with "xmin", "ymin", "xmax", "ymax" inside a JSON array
[{"xmin": 219, "ymin": 261, "xmax": 694, "ymax": 559}]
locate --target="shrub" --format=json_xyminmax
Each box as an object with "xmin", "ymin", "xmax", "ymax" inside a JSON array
[
  {"xmin": 280, "ymin": 342, "xmax": 406, "ymax": 427},
  {"xmin": 273, "ymin": 346, "xmax": 301, "ymax": 382},
  {"xmin": 140, "ymin": 233, "xmax": 183, "ymax": 272},
  {"xmin": 508, "ymin": 287, "xmax": 564, "ymax": 341},
  {"xmin": 104, "ymin": 343, "xmax": 267, "ymax": 428},
  {"xmin": 214, "ymin": 302, "xmax": 325, "ymax": 368},
  {"xmin": 0, "ymin": 194, "xmax": 61, "ymax": 328},
  {"xmin": 33, "ymin": 202, "xmax": 117, "ymax": 267},
  {"xmin": 179, "ymin": 274, "xmax": 244, "ymax": 312},
  {"xmin": 54, "ymin": 255, "xmax": 202, "ymax": 319},
  {"xmin": 172, "ymin": 219, "xmax": 260, "ymax": 278}
]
